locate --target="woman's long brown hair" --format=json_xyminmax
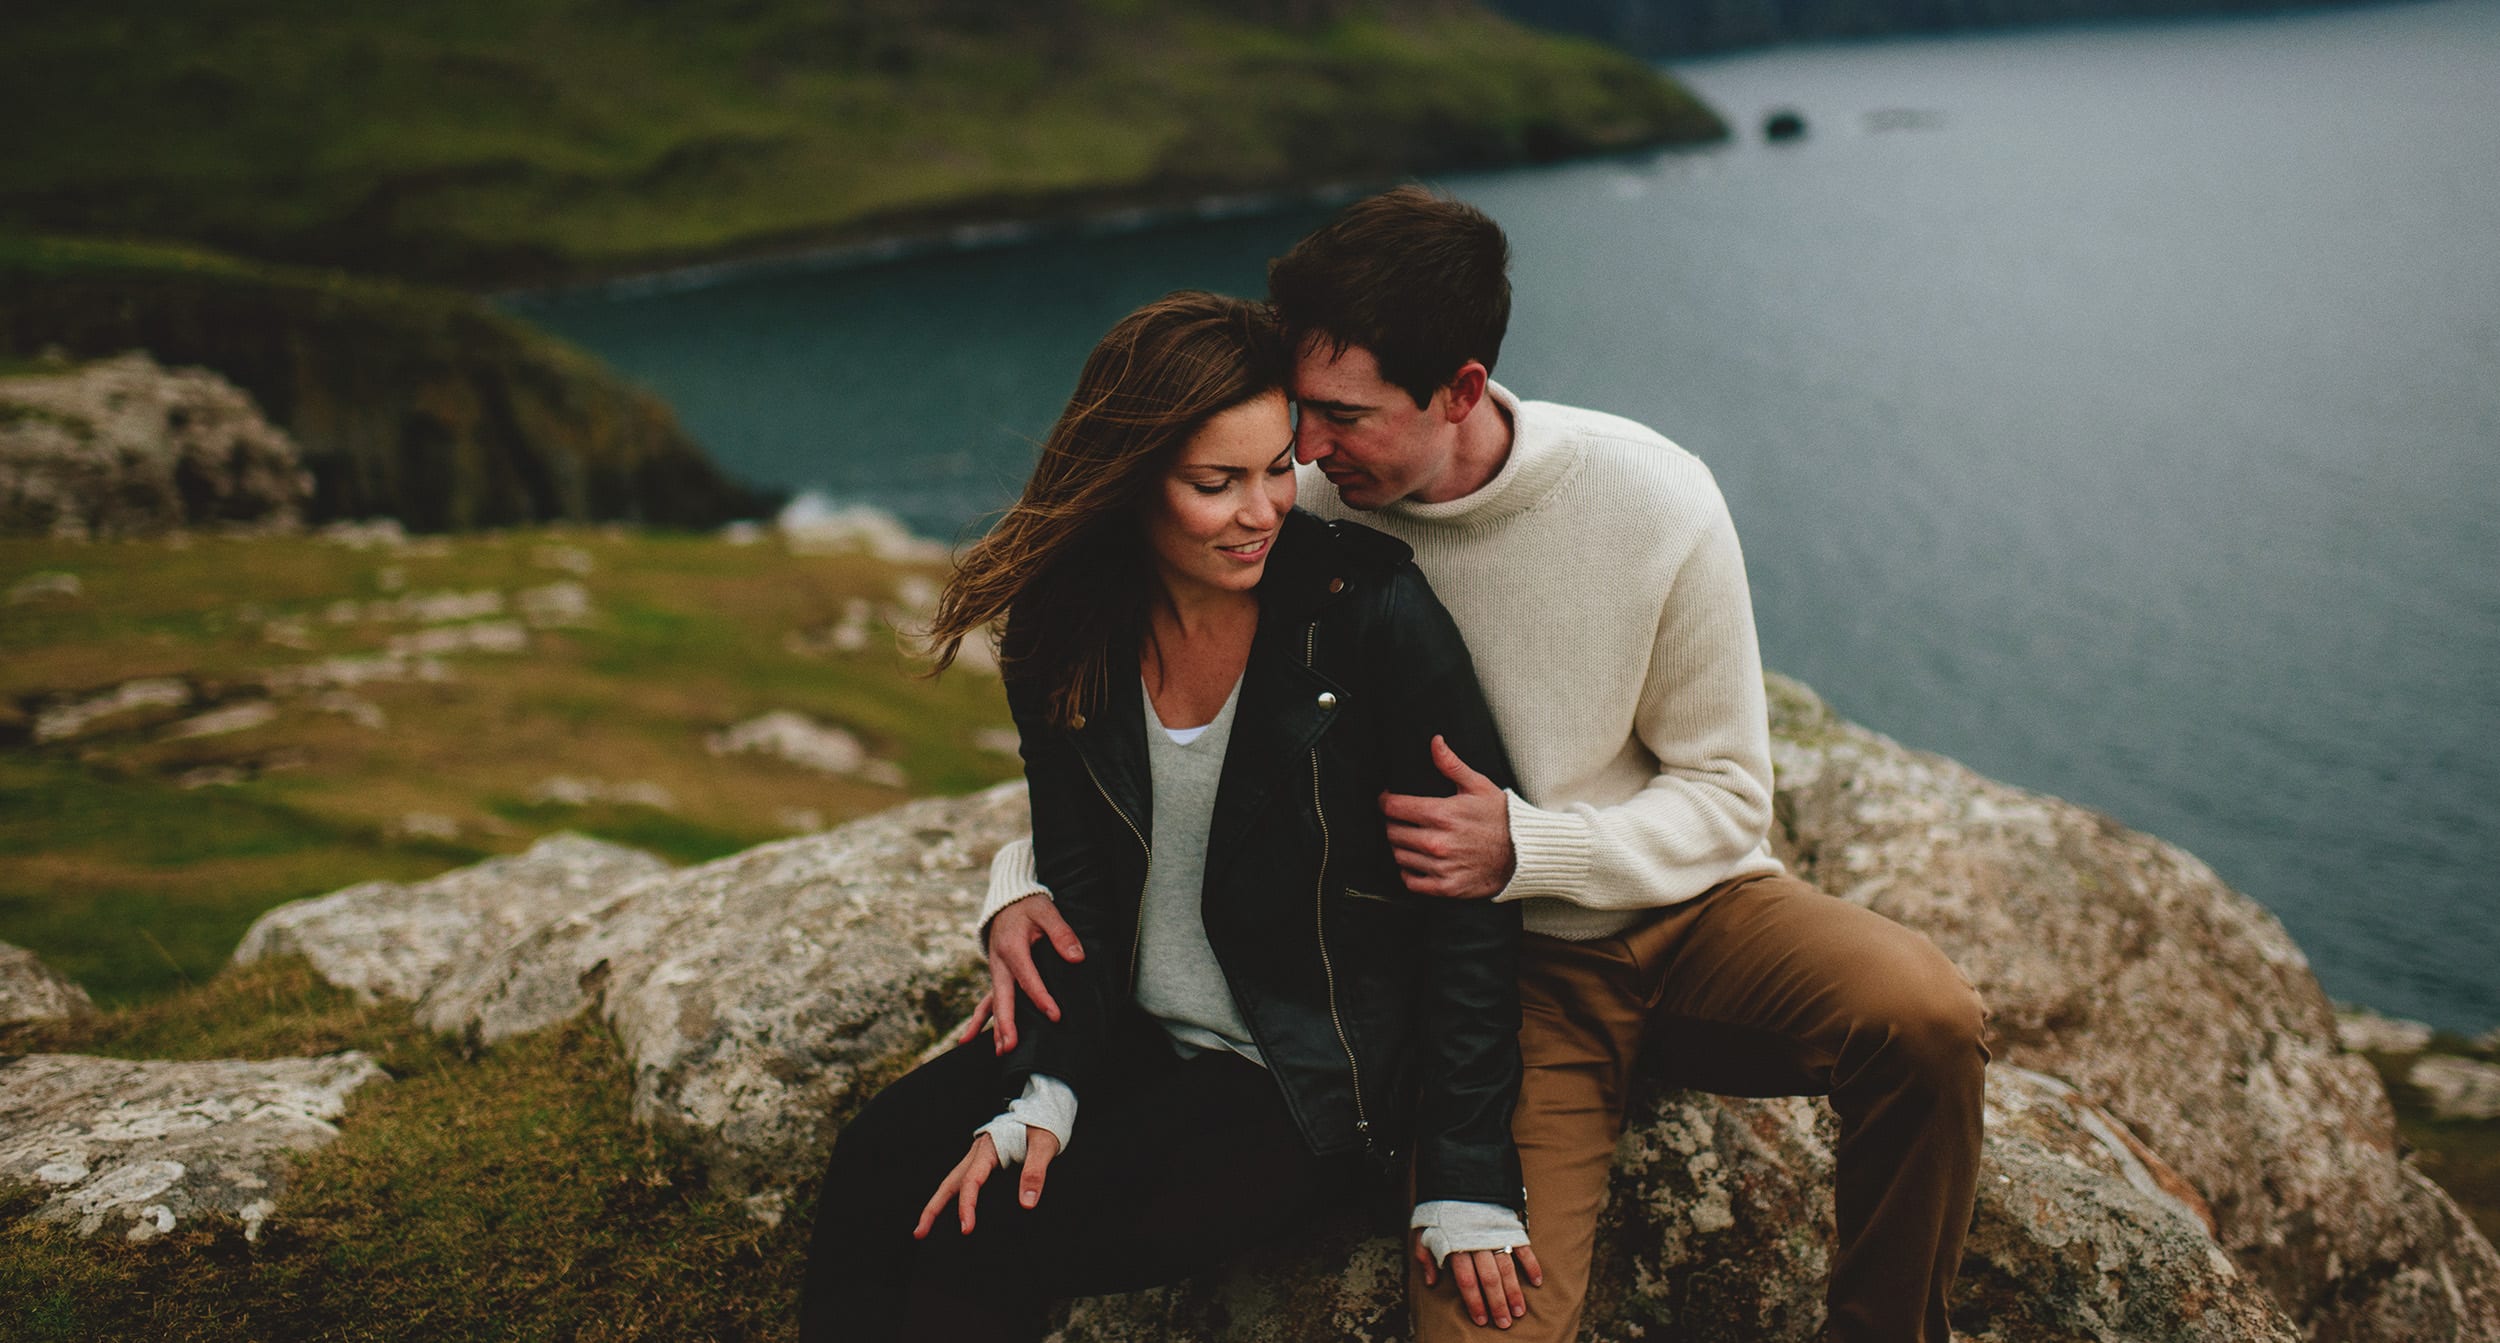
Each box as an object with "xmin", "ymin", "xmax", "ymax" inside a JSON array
[{"xmin": 925, "ymin": 291, "xmax": 1291, "ymax": 727}]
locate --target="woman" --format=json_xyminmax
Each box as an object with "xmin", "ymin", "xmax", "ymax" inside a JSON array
[{"xmin": 799, "ymin": 292, "xmax": 1531, "ymax": 1341}]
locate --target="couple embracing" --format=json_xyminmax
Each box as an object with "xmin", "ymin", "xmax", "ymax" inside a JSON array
[{"xmin": 799, "ymin": 188, "xmax": 1988, "ymax": 1343}]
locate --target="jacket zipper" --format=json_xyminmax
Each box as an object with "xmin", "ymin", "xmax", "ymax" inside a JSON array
[
  {"xmin": 1307, "ymin": 620, "xmax": 1372, "ymax": 1149},
  {"xmin": 1076, "ymin": 746, "xmax": 1151, "ymax": 994}
]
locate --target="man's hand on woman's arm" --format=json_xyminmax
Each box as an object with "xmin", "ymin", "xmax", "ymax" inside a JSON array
[
  {"xmin": 1381, "ymin": 735, "xmax": 1517, "ymax": 900},
  {"xmin": 957, "ymin": 892, "xmax": 1085, "ymax": 1053}
]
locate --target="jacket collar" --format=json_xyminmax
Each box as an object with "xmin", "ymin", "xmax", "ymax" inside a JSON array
[{"xmin": 1063, "ymin": 508, "xmax": 1352, "ymax": 872}]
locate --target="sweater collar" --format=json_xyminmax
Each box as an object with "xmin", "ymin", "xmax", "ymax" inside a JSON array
[{"xmin": 1365, "ymin": 382, "xmax": 1572, "ymax": 532}]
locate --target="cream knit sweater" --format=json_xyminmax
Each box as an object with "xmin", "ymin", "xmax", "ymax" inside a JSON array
[{"xmin": 979, "ymin": 383, "xmax": 1784, "ymax": 942}]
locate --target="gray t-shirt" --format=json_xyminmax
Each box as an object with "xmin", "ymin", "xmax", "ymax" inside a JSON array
[{"xmin": 1138, "ymin": 677, "xmax": 1263, "ymax": 1065}]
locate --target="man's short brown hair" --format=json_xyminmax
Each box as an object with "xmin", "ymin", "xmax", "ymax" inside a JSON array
[{"xmin": 1267, "ymin": 186, "xmax": 1511, "ymax": 409}]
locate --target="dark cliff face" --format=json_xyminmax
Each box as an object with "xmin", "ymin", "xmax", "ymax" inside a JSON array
[
  {"xmin": 0, "ymin": 244, "xmax": 781, "ymax": 532},
  {"xmin": 1488, "ymin": 0, "xmax": 2366, "ymax": 56}
]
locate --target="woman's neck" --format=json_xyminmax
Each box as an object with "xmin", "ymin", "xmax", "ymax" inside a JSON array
[{"xmin": 1142, "ymin": 585, "xmax": 1257, "ymax": 726}]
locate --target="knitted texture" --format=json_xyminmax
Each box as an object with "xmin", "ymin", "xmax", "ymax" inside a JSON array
[{"xmin": 1296, "ymin": 384, "xmax": 1782, "ymax": 941}]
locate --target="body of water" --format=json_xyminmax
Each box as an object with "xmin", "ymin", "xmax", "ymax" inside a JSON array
[{"xmin": 512, "ymin": 0, "xmax": 2500, "ymax": 1032}]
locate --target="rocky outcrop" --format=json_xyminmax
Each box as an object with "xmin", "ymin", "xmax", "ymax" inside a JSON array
[
  {"xmin": 231, "ymin": 833, "xmax": 673, "ymax": 1004},
  {"xmin": 0, "ymin": 239, "xmax": 782, "ymax": 531},
  {"xmin": 417, "ymin": 784, "xmax": 1030, "ymax": 1216},
  {"xmin": 229, "ymin": 678, "xmax": 2500, "ymax": 1337},
  {"xmin": 0, "ymin": 1052, "xmax": 387, "ymax": 1242},
  {"xmin": 0, "ymin": 941, "xmax": 94, "ymax": 1027},
  {"xmin": 1761, "ymin": 674, "xmax": 2500, "ymax": 1341},
  {"xmin": 0, "ymin": 353, "xmax": 312, "ymax": 537},
  {"xmin": 1055, "ymin": 1067, "xmax": 2300, "ymax": 1342}
]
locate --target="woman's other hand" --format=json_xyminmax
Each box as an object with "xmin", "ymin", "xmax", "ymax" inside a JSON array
[
  {"xmin": 1412, "ymin": 1230, "xmax": 1543, "ymax": 1329},
  {"xmin": 913, "ymin": 1128, "xmax": 1062, "ymax": 1238},
  {"xmin": 958, "ymin": 895, "xmax": 1087, "ymax": 1053}
]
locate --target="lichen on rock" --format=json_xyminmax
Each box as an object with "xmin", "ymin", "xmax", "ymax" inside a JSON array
[{"xmin": 0, "ymin": 1052, "xmax": 387, "ymax": 1242}]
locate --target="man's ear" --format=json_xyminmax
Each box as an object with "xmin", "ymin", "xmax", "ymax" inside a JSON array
[{"xmin": 1442, "ymin": 362, "xmax": 1490, "ymax": 423}]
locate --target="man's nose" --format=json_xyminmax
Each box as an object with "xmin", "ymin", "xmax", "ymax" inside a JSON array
[{"xmin": 1293, "ymin": 425, "xmax": 1331, "ymax": 465}]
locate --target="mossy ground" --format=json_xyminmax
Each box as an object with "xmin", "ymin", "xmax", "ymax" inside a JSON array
[
  {"xmin": 1, "ymin": 526, "xmax": 1018, "ymax": 1005},
  {"xmin": 0, "ymin": 960, "xmax": 820, "ymax": 1340}
]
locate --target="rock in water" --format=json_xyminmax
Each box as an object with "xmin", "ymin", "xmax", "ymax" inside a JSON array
[
  {"xmin": 0, "ymin": 941, "xmax": 94, "ymax": 1027},
  {"xmin": 231, "ymin": 833, "xmax": 672, "ymax": 1003},
  {"xmin": 0, "ymin": 353, "xmax": 312, "ymax": 537},
  {"xmin": 0, "ymin": 1052, "xmax": 387, "ymax": 1242},
  {"xmin": 1762, "ymin": 674, "xmax": 2500, "ymax": 1340}
]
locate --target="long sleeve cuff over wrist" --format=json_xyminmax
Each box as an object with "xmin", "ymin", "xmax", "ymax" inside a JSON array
[
  {"xmin": 1498, "ymin": 790, "xmax": 1593, "ymax": 902},
  {"xmin": 975, "ymin": 834, "xmax": 1049, "ymax": 938},
  {"xmin": 1410, "ymin": 1200, "xmax": 1532, "ymax": 1265},
  {"xmin": 974, "ymin": 1072, "xmax": 1076, "ymax": 1166}
]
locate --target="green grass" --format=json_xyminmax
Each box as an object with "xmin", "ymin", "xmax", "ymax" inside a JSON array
[
  {"xmin": 1, "ymin": 961, "xmax": 816, "ymax": 1340},
  {"xmin": 0, "ymin": 526, "xmax": 1020, "ymax": 1004},
  {"xmin": 0, "ymin": 0, "xmax": 1723, "ymax": 286}
]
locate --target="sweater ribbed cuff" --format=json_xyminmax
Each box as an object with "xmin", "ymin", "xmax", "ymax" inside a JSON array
[
  {"xmin": 1498, "ymin": 790, "xmax": 1594, "ymax": 902},
  {"xmin": 975, "ymin": 834, "xmax": 1049, "ymax": 938}
]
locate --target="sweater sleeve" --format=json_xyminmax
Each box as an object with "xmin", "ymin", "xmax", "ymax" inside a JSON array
[
  {"xmin": 975, "ymin": 833, "xmax": 1050, "ymax": 940},
  {"xmin": 1496, "ymin": 501, "xmax": 1778, "ymax": 911}
]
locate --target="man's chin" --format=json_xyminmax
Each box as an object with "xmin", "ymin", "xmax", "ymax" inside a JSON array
[{"xmin": 1326, "ymin": 477, "xmax": 1388, "ymax": 510}]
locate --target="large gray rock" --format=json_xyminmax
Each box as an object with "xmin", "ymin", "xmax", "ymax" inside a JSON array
[
  {"xmin": 1762, "ymin": 674, "xmax": 2500, "ymax": 1341},
  {"xmin": 0, "ymin": 1052, "xmax": 387, "ymax": 1242},
  {"xmin": 1053, "ymin": 1066, "xmax": 2299, "ymax": 1342},
  {"xmin": 231, "ymin": 833, "xmax": 673, "ymax": 1003},
  {"xmin": 0, "ymin": 353, "xmax": 312, "ymax": 537},
  {"xmin": 249, "ymin": 785, "xmax": 1032, "ymax": 1220},
  {"xmin": 442, "ymin": 783, "xmax": 1030, "ymax": 1217},
  {"xmin": 0, "ymin": 941, "xmax": 94, "ymax": 1027}
]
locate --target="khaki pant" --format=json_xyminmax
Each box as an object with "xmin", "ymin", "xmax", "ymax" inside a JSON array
[{"xmin": 1411, "ymin": 873, "xmax": 1988, "ymax": 1343}]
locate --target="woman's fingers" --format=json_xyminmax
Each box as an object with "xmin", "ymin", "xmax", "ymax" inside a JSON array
[
  {"xmin": 1019, "ymin": 1129, "xmax": 1059, "ymax": 1208},
  {"xmin": 987, "ymin": 957, "xmax": 1020, "ymax": 1053},
  {"xmin": 1409, "ymin": 1228, "xmax": 1439, "ymax": 1286},
  {"xmin": 913, "ymin": 1153, "xmax": 970, "ymax": 1240},
  {"xmin": 1471, "ymin": 1250, "xmax": 1516, "ymax": 1328},
  {"xmin": 957, "ymin": 990, "xmax": 995, "ymax": 1044},
  {"xmin": 1514, "ymin": 1243, "xmax": 1545, "ymax": 1289},
  {"xmin": 956, "ymin": 1138, "xmax": 998, "ymax": 1233},
  {"xmin": 1490, "ymin": 1249, "xmax": 1528, "ymax": 1320},
  {"xmin": 912, "ymin": 1137, "xmax": 999, "ymax": 1239},
  {"xmin": 1451, "ymin": 1250, "xmax": 1488, "ymax": 1327}
]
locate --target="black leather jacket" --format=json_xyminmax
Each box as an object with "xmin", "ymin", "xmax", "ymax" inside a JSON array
[{"xmin": 1001, "ymin": 508, "xmax": 1524, "ymax": 1211}]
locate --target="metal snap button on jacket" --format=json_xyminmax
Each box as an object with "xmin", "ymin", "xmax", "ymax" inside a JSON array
[{"xmin": 1316, "ymin": 691, "xmax": 1338, "ymax": 708}]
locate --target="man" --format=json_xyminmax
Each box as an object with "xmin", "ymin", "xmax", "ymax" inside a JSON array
[{"xmin": 967, "ymin": 187, "xmax": 1988, "ymax": 1342}]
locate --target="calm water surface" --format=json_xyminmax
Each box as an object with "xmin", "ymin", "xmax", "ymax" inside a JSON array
[{"xmin": 513, "ymin": 0, "xmax": 2500, "ymax": 1031}]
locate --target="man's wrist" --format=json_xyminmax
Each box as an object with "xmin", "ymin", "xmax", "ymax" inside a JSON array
[{"xmin": 1499, "ymin": 789, "xmax": 1592, "ymax": 901}]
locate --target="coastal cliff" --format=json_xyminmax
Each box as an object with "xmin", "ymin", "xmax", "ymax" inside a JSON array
[
  {"xmin": 0, "ymin": 240, "xmax": 779, "ymax": 532},
  {"xmin": 0, "ymin": 0, "xmax": 1723, "ymax": 289}
]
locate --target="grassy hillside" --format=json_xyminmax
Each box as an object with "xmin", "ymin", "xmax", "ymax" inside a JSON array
[
  {"xmin": 1, "ymin": 239, "xmax": 784, "ymax": 530},
  {"xmin": 0, "ymin": 525, "xmax": 1018, "ymax": 1004},
  {"xmin": 0, "ymin": 0, "xmax": 1725, "ymax": 287}
]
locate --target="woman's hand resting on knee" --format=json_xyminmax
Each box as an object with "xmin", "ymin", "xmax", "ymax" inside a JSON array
[
  {"xmin": 914, "ymin": 1128, "xmax": 1062, "ymax": 1238},
  {"xmin": 1412, "ymin": 1231, "xmax": 1543, "ymax": 1330}
]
